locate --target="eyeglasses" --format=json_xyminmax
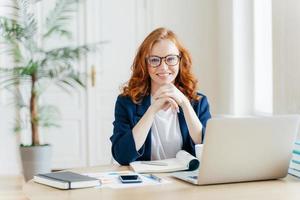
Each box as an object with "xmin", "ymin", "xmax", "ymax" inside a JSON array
[{"xmin": 146, "ymin": 54, "xmax": 181, "ymax": 68}]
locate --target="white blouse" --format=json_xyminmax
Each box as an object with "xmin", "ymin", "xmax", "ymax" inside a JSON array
[{"xmin": 150, "ymin": 105, "xmax": 183, "ymax": 160}]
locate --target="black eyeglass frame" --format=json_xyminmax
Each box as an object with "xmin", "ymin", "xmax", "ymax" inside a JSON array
[{"xmin": 146, "ymin": 54, "xmax": 181, "ymax": 68}]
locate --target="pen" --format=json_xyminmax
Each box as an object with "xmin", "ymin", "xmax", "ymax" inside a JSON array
[
  {"xmin": 148, "ymin": 174, "xmax": 162, "ymax": 182},
  {"xmin": 140, "ymin": 161, "xmax": 168, "ymax": 166}
]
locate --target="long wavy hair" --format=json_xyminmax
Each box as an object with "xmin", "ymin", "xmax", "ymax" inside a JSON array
[{"xmin": 122, "ymin": 27, "xmax": 200, "ymax": 104}]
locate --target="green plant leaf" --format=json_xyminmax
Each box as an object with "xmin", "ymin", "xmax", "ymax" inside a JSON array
[
  {"xmin": 0, "ymin": 17, "xmax": 25, "ymax": 41},
  {"xmin": 44, "ymin": 0, "xmax": 79, "ymax": 39}
]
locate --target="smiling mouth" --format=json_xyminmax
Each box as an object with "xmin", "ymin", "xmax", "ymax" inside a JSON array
[{"xmin": 156, "ymin": 73, "xmax": 171, "ymax": 77}]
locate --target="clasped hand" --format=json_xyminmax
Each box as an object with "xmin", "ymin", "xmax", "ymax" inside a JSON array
[{"xmin": 151, "ymin": 84, "xmax": 189, "ymax": 113}]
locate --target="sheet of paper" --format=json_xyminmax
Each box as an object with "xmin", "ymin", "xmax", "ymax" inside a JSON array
[{"xmin": 83, "ymin": 171, "xmax": 171, "ymax": 189}]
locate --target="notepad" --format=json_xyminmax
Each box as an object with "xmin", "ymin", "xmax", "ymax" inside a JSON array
[
  {"xmin": 34, "ymin": 171, "xmax": 101, "ymax": 189},
  {"xmin": 130, "ymin": 150, "xmax": 199, "ymax": 173}
]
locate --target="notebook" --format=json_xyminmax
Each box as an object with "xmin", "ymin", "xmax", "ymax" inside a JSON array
[
  {"xmin": 130, "ymin": 150, "xmax": 199, "ymax": 173},
  {"xmin": 34, "ymin": 171, "xmax": 101, "ymax": 189}
]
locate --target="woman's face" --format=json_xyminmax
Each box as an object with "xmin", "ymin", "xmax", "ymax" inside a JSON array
[{"xmin": 147, "ymin": 39, "xmax": 180, "ymax": 89}]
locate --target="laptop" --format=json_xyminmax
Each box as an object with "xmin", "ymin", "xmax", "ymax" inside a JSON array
[{"xmin": 172, "ymin": 115, "xmax": 300, "ymax": 185}]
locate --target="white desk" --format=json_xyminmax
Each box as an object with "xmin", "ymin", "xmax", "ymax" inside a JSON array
[{"xmin": 23, "ymin": 165, "xmax": 300, "ymax": 200}]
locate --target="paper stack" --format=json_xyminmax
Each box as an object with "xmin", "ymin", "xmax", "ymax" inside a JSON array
[{"xmin": 288, "ymin": 140, "xmax": 300, "ymax": 177}]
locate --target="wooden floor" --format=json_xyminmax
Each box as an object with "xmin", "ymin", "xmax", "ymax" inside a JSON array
[{"xmin": 0, "ymin": 176, "xmax": 28, "ymax": 200}]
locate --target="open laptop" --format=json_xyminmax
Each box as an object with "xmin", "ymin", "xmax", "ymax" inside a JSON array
[{"xmin": 172, "ymin": 115, "xmax": 300, "ymax": 185}]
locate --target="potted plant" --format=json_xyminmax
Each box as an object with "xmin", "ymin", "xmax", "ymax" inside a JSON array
[{"xmin": 0, "ymin": 0, "xmax": 95, "ymax": 181}]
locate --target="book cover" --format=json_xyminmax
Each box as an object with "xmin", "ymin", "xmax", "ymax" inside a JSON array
[
  {"xmin": 34, "ymin": 171, "xmax": 100, "ymax": 189},
  {"xmin": 293, "ymin": 140, "xmax": 300, "ymax": 153},
  {"xmin": 288, "ymin": 168, "xmax": 300, "ymax": 178},
  {"xmin": 130, "ymin": 150, "xmax": 199, "ymax": 173},
  {"xmin": 290, "ymin": 160, "xmax": 300, "ymax": 171},
  {"xmin": 291, "ymin": 151, "xmax": 300, "ymax": 161}
]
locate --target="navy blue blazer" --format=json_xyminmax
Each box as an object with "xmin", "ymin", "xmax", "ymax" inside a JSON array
[{"xmin": 110, "ymin": 93, "xmax": 211, "ymax": 165}]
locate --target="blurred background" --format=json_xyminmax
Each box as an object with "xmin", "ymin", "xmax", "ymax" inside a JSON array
[{"xmin": 0, "ymin": 0, "xmax": 300, "ymax": 176}]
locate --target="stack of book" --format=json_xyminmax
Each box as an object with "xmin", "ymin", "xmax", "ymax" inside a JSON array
[{"xmin": 288, "ymin": 140, "xmax": 300, "ymax": 177}]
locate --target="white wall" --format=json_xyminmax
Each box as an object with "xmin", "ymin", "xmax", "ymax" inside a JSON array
[
  {"xmin": 254, "ymin": 0, "xmax": 273, "ymax": 114},
  {"xmin": 0, "ymin": 0, "xmax": 23, "ymax": 175},
  {"xmin": 0, "ymin": 92, "xmax": 22, "ymax": 175},
  {"xmin": 216, "ymin": 0, "xmax": 273, "ymax": 116},
  {"xmin": 273, "ymin": 0, "xmax": 300, "ymax": 114},
  {"xmin": 0, "ymin": 1, "xmax": 22, "ymax": 174},
  {"xmin": 272, "ymin": 0, "xmax": 300, "ymax": 137},
  {"xmin": 216, "ymin": 0, "xmax": 255, "ymax": 115},
  {"xmin": 216, "ymin": 0, "xmax": 234, "ymax": 114}
]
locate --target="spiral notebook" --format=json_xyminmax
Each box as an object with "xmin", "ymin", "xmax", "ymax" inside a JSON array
[{"xmin": 130, "ymin": 150, "xmax": 199, "ymax": 173}]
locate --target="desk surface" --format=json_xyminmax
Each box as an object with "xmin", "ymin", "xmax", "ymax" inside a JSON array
[{"xmin": 23, "ymin": 165, "xmax": 300, "ymax": 200}]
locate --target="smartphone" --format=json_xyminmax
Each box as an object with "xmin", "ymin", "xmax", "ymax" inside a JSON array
[{"xmin": 119, "ymin": 175, "xmax": 142, "ymax": 183}]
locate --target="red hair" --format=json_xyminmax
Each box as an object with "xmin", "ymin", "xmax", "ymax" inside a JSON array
[{"xmin": 122, "ymin": 27, "xmax": 200, "ymax": 104}]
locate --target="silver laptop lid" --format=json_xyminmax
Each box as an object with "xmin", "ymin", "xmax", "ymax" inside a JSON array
[{"xmin": 198, "ymin": 115, "xmax": 300, "ymax": 185}]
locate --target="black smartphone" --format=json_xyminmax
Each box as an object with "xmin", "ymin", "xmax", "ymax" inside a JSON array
[{"xmin": 119, "ymin": 175, "xmax": 142, "ymax": 183}]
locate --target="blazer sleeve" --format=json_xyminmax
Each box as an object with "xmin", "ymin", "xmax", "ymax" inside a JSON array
[
  {"xmin": 110, "ymin": 96, "xmax": 145, "ymax": 165},
  {"xmin": 197, "ymin": 95, "xmax": 212, "ymax": 143}
]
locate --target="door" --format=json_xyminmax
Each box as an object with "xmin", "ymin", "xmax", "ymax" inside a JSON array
[{"xmin": 85, "ymin": 0, "xmax": 148, "ymax": 166}]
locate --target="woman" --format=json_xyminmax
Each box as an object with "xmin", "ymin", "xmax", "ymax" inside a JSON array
[{"xmin": 110, "ymin": 27, "xmax": 211, "ymax": 165}]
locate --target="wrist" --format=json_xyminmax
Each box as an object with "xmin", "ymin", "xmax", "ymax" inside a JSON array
[
  {"xmin": 148, "ymin": 105, "xmax": 158, "ymax": 116},
  {"xmin": 181, "ymin": 98, "xmax": 191, "ymax": 110}
]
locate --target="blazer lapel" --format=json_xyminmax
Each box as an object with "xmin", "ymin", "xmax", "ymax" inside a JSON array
[
  {"xmin": 136, "ymin": 95, "xmax": 151, "ymax": 117},
  {"xmin": 177, "ymin": 107, "xmax": 188, "ymax": 140},
  {"xmin": 135, "ymin": 95, "xmax": 152, "ymax": 160}
]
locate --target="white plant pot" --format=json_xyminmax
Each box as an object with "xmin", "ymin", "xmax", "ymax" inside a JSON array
[{"xmin": 20, "ymin": 145, "xmax": 52, "ymax": 181}]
